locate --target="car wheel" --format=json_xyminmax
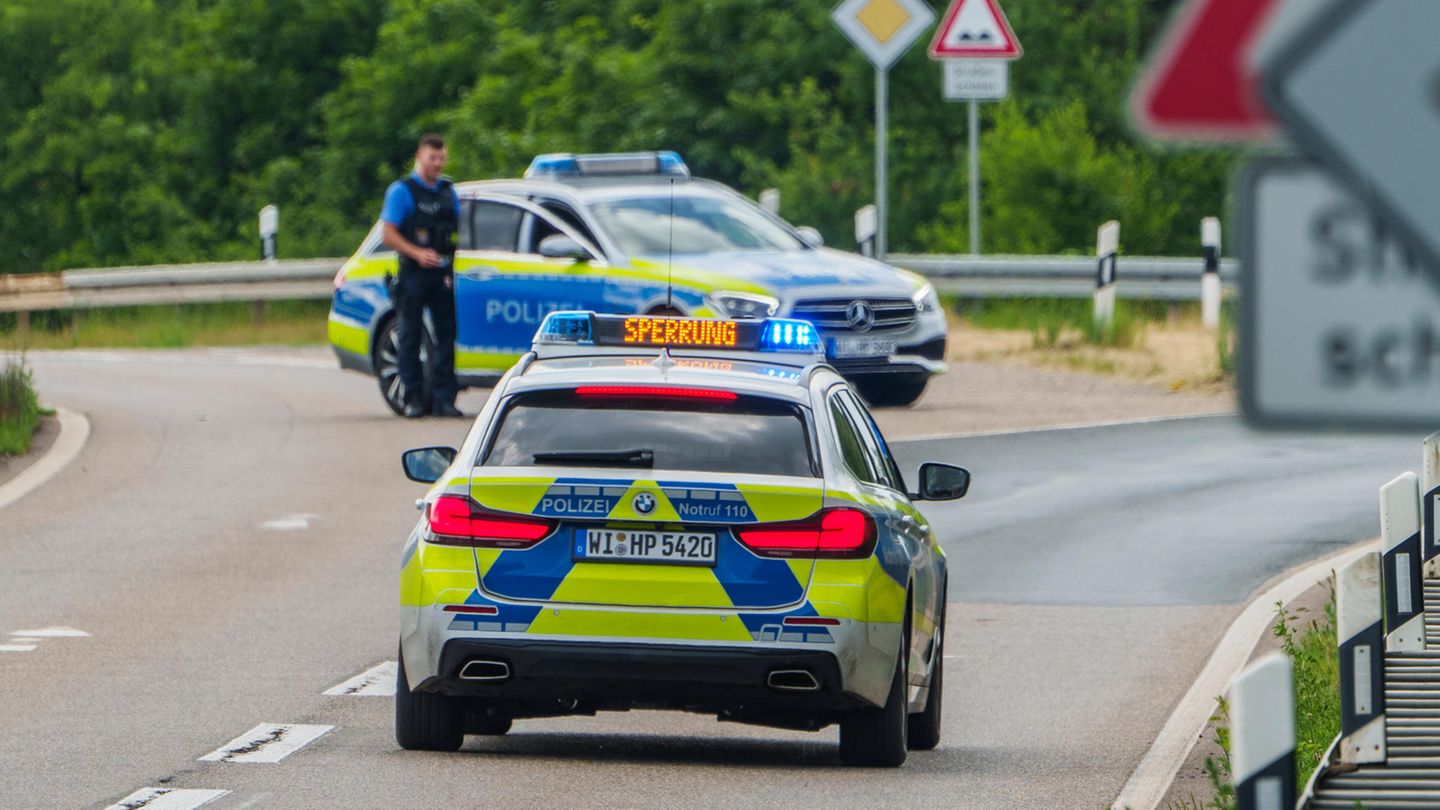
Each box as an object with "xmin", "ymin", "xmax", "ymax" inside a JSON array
[
  {"xmin": 376, "ymin": 318, "xmax": 433, "ymax": 416},
  {"xmin": 854, "ymin": 372, "xmax": 929, "ymax": 408},
  {"xmin": 395, "ymin": 646, "xmax": 464, "ymax": 752},
  {"xmin": 839, "ymin": 628, "xmax": 909, "ymax": 767},
  {"xmin": 907, "ymin": 603, "xmax": 944, "ymax": 751}
]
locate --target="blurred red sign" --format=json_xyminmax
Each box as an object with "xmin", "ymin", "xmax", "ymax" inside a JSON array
[{"xmin": 1132, "ymin": 0, "xmax": 1280, "ymax": 141}]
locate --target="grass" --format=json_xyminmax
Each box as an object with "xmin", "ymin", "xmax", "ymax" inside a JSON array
[
  {"xmin": 1274, "ymin": 584, "xmax": 1340, "ymax": 791},
  {"xmin": 948, "ymin": 296, "xmax": 1171, "ymax": 351},
  {"xmin": 0, "ymin": 356, "xmax": 41, "ymax": 456},
  {"xmin": 0, "ymin": 300, "xmax": 330, "ymax": 351}
]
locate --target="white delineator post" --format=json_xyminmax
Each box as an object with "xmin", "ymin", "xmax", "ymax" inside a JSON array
[
  {"xmin": 1423, "ymin": 432, "xmax": 1440, "ymax": 578},
  {"xmin": 1093, "ymin": 221, "xmax": 1119, "ymax": 328},
  {"xmin": 759, "ymin": 188, "xmax": 780, "ymax": 216},
  {"xmin": 1381, "ymin": 472, "xmax": 1426, "ymax": 651},
  {"xmin": 1201, "ymin": 216, "xmax": 1222, "ymax": 331},
  {"xmin": 259, "ymin": 204, "xmax": 279, "ymax": 264},
  {"xmin": 854, "ymin": 205, "xmax": 878, "ymax": 259},
  {"xmin": 1229, "ymin": 654, "xmax": 1296, "ymax": 810},
  {"xmin": 1338, "ymin": 552, "xmax": 1387, "ymax": 765}
]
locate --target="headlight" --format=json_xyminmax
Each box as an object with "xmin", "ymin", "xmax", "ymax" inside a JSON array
[
  {"xmin": 912, "ymin": 284, "xmax": 940, "ymax": 314},
  {"xmin": 707, "ymin": 291, "xmax": 780, "ymax": 320}
]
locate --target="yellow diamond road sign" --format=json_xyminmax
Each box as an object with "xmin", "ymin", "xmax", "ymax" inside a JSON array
[{"xmin": 833, "ymin": 0, "xmax": 936, "ymax": 70}]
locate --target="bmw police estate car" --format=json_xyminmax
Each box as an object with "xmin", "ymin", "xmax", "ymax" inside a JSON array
[
  {"xmin": 395, "ymin": 312, "xmax": 969, "ymax": 766},
  {"xmin": 329, "ymin": 151, "xmax": 948, "ymax": 415}
]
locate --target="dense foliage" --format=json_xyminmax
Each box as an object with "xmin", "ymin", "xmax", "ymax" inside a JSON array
[{"xmin": 1, "ymin": 0, "xmax": 1235, "ymax": 273}]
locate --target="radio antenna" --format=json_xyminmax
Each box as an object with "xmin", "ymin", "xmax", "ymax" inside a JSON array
[{"xmin": 666, "ymin": 177, "xmax": 675, "ymax": 311}]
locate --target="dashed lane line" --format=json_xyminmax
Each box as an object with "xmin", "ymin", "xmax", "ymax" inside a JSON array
[
  {"xmin": 199, "ymin": 723, "xmax": 333, "ymax": 764},
  {"xmin": 0, "ymin": 644, "xmax": 38, "ymax": 653},
  {"xmin": 105, "ymin": 788, "xmax": 229, "ymax": 810},
  {"xmin": 323, "ymin": 661, "xmax": 397, "ymax": 696},
  {"xmin": 11, "ymin": 626, "xmax": 90, "ymax": 637}
]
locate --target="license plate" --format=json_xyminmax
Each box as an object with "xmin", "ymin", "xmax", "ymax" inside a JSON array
[
  {"xmin": 830, "ymin": 336, "xmax": 897, "ymax": 359},
  {"xmin": 574, "ymin": 529, "xmax": 718, "ymax": 566}
]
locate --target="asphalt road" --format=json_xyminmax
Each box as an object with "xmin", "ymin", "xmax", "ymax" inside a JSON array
[{"xmin": 0, "ymin": 350, "xmax": 1418, "ymax": 809}]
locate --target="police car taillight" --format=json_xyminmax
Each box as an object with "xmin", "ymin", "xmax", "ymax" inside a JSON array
[
  {"xmin": 427, "ymin": 495, "xmax": 555, "ymax": 548},
  {"xmin": 736, "ymin": 508, "xmax": 876, "ymax": 560}
]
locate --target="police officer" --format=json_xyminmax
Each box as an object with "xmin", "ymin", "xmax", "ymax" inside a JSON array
[{"xmin": 381, "ymin": 133, "xmax": 464, "ymax": 418}]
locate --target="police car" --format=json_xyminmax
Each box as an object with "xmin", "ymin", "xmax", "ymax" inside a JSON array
[
  {"xmin": 396, "ymin": 312, "xmax": 970, "ymax": 766},
  {"xmin": 329, "ymin": 151, "xmax": 948, "ymax": 415}
]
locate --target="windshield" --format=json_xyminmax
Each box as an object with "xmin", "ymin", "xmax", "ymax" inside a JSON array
[
  {"xmin": 588, "ymin": 194, "xmax": 805, "ymax": 256},
  {"xmin": 483, "ymin": 390, "xmax": 816, "ymax": 477}
]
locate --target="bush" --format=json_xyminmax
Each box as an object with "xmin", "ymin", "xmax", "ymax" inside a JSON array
[{"xmin": 0, "ymin": 357, "xmax": 41, "ymax": 456}]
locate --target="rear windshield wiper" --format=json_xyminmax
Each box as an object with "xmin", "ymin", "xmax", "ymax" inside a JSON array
[{"xmin": 532, "ymin": 449, "xmax": 655, "ymax": 467}]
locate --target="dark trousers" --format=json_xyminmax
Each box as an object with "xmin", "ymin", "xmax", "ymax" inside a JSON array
[{"xmin": 395, "ymin": 269, "xmax": 458, "ymax": 408}]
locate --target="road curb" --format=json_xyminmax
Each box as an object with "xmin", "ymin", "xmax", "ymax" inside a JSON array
[
  {"xmin": 1111, "ymin": 538, "xmax": 1380, "ymax": 810},
  {"xmin": 0, "ymin": 405, "xmax": 89, "ymax": 512}
]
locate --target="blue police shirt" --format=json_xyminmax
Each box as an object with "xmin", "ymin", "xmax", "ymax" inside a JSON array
[{"xmin": 380, "ymin": 171, "xmax": 462, "ymax": 227}]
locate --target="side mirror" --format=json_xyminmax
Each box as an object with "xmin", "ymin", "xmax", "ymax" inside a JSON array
[
  {"xmin": 914, "ymin": 462, "xmax": 970, "ymax": 501},
  {"xmin": 402, "ymin": 446, "xmax": 458, "ymax": 483},
  {"xmin": 796, "ymin": 226, "xmax": 824, "ymax": 249},
  {"xmin": 538, "ymin": 234, "xmax": 591, "ymax": 261}
]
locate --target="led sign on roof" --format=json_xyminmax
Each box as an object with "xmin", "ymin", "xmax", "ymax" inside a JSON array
[{"xmin": 623, "ymin": 317, "xmax": 738, "ymax": 348}]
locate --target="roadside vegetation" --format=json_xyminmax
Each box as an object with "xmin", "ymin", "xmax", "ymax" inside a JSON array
[
  {"xmin": 0, "ymin": 357, "xmax": 41, "ymax": 456},
  {"xmin": 946, "ymin": 296, "xmax": 1236, "ymax": 392},
  {"xmin": 1, "ymin": 1, "xmax": 1234, "ymax": 276},
  {"xmin": 1166, "ymin": 584, "xmax": 1340, "ymax": 810},
  {"xmin": 0, "ymin": 301, "xmax": 329, "ymax": 351}
]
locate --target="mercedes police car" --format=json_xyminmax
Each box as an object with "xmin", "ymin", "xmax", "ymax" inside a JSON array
[
  {"xmin": 396, "ymin": 312, "xmax": 970, "ymax": 766},
  {"xmin": 329, "ymin": 151, "xmax": 948, "ymax": 415}
]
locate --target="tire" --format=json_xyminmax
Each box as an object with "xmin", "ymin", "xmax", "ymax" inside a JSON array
[
  {"xmin": 375, "ymin": 318, "xmax": 433, "ymax": 416},
  {"xmin": 839, "ymin": 634, "xmax": 909, "ymax": 767},
  {"xmin": 907, "ymin": 603, "xmax": 945, "ymax": 751},
  {"xmin": 395, "ymin": 646, "xmax": 464, "ymax": 752},
  {"xmin": 854, "ymin": 372, "xmax": 929, "ymax": 408}
]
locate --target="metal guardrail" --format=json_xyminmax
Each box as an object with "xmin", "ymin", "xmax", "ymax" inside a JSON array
[{"xmin": 0, "ymin": 253, "xmax": 1236, "ymax": 314}]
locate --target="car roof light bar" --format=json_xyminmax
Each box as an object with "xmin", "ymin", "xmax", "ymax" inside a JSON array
[
  {"xmin": 532, "ymin": 312, "xmax": 821, "ymax": 356},
  {"xmin": 524, "ymin": 151, "xmax": 690, "ymax": 179}
]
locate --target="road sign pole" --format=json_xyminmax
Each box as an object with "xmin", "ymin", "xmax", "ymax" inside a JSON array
[
  {"xmin": 969, "ymin": 99, "xmax": 980, "ymax": 256},
  {"xmin": 876, "ymin": 66, "xmax": 888, "ymax": 260}
]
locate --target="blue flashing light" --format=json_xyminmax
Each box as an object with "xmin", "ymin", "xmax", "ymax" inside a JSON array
[
  {"xmin": 759, "ymin": 319, "xmax": 821, "ymax": 354},
  {"xmin": 655, "ymin": 151, "xmax": 688, "ymax": 176},
  {"xmin": 524, "ymin": 154, "xmax": 581, "ymax": 178},
  {"xmin": 534, "ymin": 312, "xmax": 594, "ymax": 345}
]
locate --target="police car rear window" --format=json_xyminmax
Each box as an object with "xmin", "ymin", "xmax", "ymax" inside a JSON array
[{"xmin": 483, "ymin": 390, "xmax": 817, "ymax": 478}]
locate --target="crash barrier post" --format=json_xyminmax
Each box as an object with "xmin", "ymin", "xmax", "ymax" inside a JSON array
[
  {"xmin": 1381, "ymin": 473, "xmax": 1426, "ymax": 652},
  {"xmin": 1229, "ymin": 654, "xmax": 1296, "ymax": 810},
  {"xmin": 855, "ymin": 205, "xmax": 877, "ymax": 259},
  {"xmin": 1201, "ymin": 216, "xmax": 1221, "ymax": 331},
  {"xmin": 1423, "ymin": 433, "xmax": 1440, "ymax": 579},
  {"xmin": 1338, "ymin": 552, "xmax": 1387, "ymax": 765},
  {"xmin": 1093, "ymin": 221, "xmax": 1119, "ymax": 328},
  {"xmin": 759, "ymin": 188, "xmax": 780, "ymax": 216}
]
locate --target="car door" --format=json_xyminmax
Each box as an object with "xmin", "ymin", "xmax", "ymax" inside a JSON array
[
  {"xmin": 834, "ymin": 389, "xmax": 941, "ymax": 691},
  {"xmin": 451, "ymin": 196, "xmax": 609, "ymax": 375}
]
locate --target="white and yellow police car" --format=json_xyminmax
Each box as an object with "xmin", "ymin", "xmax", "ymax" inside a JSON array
[{"xmin": 396, "ymin": 312, "xmax": 969, "ymax": 766}]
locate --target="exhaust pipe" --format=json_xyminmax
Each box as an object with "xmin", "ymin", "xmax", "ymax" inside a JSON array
[
  {"xmin": 767, "ymin": 669, "xmax": 820, "ymax": 692},
  {"xmin": 459, "ymin": 659, "xmax": 511, "ymax": 681}
]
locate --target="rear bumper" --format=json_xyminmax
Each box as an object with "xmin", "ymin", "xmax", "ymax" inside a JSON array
[{"xmin": 420, "ymin": 638, "xmax": 868, "ymax": 721}]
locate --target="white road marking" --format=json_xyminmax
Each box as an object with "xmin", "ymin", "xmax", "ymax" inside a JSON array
[
  {"xmin": 259, "ymin": 513, "xmax": 318, "ymax": 531},
  {"xmin": 323, "ymin": 661, "xmax": 397, "ymax": 696},
  {"xmin": 892, "ymin": 411, "xmax": 1234, "ymax": 444},
  {"xmin": 106, "ymin": 787, "xmax": 229, "ymax": 810},
  {"xmin": 0, "ymin": 406, "xmax": 90, "ymax": 513},
  {"xmin": 199, "ymin": 723, "xmax": 333, "ymax": 764},
  {"xmin": 11, "ymin": 626, "xmax": 90, "ymax": 637},
  {"xmin": 1111, "ymin": 540, "xmax": 1379, "ymax": 810},
  {"xmin": 0, "ymin": 644, "xmax": 38, "ymax": 653}
]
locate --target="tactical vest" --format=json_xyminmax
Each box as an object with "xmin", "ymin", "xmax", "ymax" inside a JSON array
[{"xmin": 398, "ymin": 176, "xmax": 458, "ymax": 275}]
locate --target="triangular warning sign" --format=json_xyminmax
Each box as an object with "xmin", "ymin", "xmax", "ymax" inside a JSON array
[
  {"xmin": 929, "ymin": 0, "xmax": 1022, "ymax": 59},
  {"xmin": 1131, "ymin": 0, "xmax": 1280, "ymax": 141}
]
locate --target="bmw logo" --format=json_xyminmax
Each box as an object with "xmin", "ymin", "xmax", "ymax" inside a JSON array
[
  {"xmin": 633, "ymin": 493, "xmax": 656, "ymax": 514},
  {"xmin": 846, "ymin": 300, "xmax": 876, "ymax": 333}
]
